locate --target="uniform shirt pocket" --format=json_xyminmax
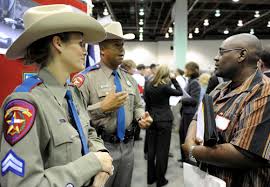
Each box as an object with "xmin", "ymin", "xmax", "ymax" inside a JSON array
[{"xmin": 50, "ymin": 122, "xmax": 81, "ymax": 165}]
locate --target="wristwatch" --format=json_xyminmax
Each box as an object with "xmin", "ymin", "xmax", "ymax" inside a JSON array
[{"xmin": 189, "ymin": 145, "xmax": 197, "ymax": 162}]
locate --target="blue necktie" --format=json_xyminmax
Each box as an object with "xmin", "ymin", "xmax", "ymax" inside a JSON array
[
  {"xmin": 65, "ymin": 90, "xmax": 89, "ymax": 155},
  {"xmin": 112, "ymin": 70, "xmax": 126, "ymax": 141}
]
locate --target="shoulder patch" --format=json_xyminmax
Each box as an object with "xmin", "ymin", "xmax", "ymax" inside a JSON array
[
  {"xmin": 1, "ymin": 149, "xmax": 25, "ymax": 177},
  {"xmin": 72, "ymin": 63, "xmax": 100, "ymax": 87},
  {"xmin": 3, "ymin": 99, "xmax": 36, "ymax": 146},
  {"xmin": 15, "ymin": 75, "xmax": 43, "ymax": 92}
]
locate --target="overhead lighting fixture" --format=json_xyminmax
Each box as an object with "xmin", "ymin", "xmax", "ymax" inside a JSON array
[
  {"xmin": 224, "ymin": 28, "xmax": 229, "ymax": 35},
  {"xmin": 254, "ymin": 11, "xmax": 260, "ymax": 18},
  {"xmin": 237, "ymin": 20, "xmax": 243, "ymax": 27},
  {"xmin": 168, "ymin": 27, "xmax": 173, "ymax": 33},
  {"xmin": 103, "ymin": 7, "xmax": 109, "ymax": 16},
  {"xmin": 232, "ymin": 0, "xmax": 239, "ymax": 2},
  {"xmin": 188, "ymin": 33, "xmax": 193, "ymax": 39},
  {"xmin": 139, "ymin": 19, "xmax": 144, "ymax": 25},
  {"xmin": 267, "ymin": 21, "xmax": 270, "ymax": 27},
  {"xmin": 250, "ymin": 28, "xmax": 255, "ymax": 35},
  {"xmin": 165, "ymin": 33, "xmax": 169, "ymax": 38},
  {"xmin": 173, "ymin": 22, "xmax": 175, "ymax": 25},
  {"xmin": 194, "ymin": 27, "xmax": 199, "ymax": 34},
  {"xmin": 139, "ymin": 27, "xmax": 143, "ymax": 33},
  {"xmin": 139, "ymin": 8, "xmax": 144, "ymax": 16},
  {"xmin": 215, "ymin": 10, "xmax": 221, "ymax": 17},
  {"xmin": 203, "ymin": 19, "xmax": 209, "ymax": 26}
]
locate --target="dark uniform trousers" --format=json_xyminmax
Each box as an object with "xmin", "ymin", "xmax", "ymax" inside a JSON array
[{"xmin": 147, "ymin": 121, "xmax": 172, "ymax": 186}]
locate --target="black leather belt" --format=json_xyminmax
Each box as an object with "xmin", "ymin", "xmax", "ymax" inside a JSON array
[{"xmin": 100, "ymin": 128, "xmax": 135, "ymax": 144}]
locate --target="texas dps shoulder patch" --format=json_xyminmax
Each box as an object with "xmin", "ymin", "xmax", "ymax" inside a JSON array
[
  {"xmin": 72, "ymin": 74, "xmax": 85, "ymax": 88},
  {"xmin": 3, "ymin": 99, "xmax": 36, "ymax": 146}
]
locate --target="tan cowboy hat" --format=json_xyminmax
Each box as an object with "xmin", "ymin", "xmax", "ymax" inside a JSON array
[
  {"xmin": 6, "ymin": 4, "xmax": 106, "ymax": 59},
  {"xmin": 103, "ymin": 21, "xmax": 135, "ymax": 40}
]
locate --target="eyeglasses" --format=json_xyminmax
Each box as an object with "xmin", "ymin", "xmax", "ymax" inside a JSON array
[{"xmin": 218, "ymin": 48, "xmax": 246, "ymax": 56}]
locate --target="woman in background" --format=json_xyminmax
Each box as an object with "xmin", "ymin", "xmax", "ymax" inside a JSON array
[
  {"xmin": 144, "ymin": 64, "xmax": 182, "ymax": 187},
  {"xmin": 179, "ymin": 62, "xmax": 201, "ymax": 162}
]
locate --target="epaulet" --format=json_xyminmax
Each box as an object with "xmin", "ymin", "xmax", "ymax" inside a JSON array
[
  {"xmin": 14, "ymin": 75, "xmax": 43, "ymax": 92},
  {"xmin": 81, "ymin": 63, "xmax": 100, "ymax": 75},
  {"xmin": 72, "ymin": 64, "xmax": 100, "ymax": 88}
]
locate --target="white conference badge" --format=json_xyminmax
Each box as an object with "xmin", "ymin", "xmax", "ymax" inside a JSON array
[{"xmin": 215, "ymin": 114, "xmax": 230, "ymax": 131}]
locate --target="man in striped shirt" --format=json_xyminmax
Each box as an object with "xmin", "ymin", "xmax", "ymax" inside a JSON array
[{"xmin": 182, "ymin": 33, "xmax": 270, "ymax": 187}]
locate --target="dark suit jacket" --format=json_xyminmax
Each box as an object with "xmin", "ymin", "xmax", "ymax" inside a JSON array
[
  {"xmin": 181, "ymin": 78, "xmax": 201, "ymax": 115},
  {"xmin": 144, "ymin": 79, "xmax": 182, "ymax": 122}
]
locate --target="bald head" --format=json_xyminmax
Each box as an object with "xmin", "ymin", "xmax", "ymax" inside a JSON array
[{"xmin": 223, "ymin": 33, "xmax": 262, "ymax": 65}]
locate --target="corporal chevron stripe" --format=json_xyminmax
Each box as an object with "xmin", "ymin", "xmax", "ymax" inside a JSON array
[{"xmin": 1, "ymin": 150, "xmax": 25, "ymax": 177}]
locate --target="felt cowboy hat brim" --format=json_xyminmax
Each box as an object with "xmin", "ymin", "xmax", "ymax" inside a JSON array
[
  {"xmin": 106, "ymin": 33, "xmax": 135, "ymax": 40},
  {"xmin": 6, "ymin": 7, "xmax": 106, "ymax": 59},
  {"xmin": 103, "ymin": 21, "xmax": 135, "ymax": 41}
]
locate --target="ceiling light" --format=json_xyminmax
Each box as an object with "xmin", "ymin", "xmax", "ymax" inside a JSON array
[
  {"xmin": 173, "ymin": 22, "xmax": 175, "ymax": 25},
  {"xmin": 215, "ymin": 10, "xmax": 220, "ymax": 17},
  {"xmin": 237, "ymin": 20, "xmax": 243, "ymax": 27},
  {"xmin": 103, "ymin": 7, "xmax": 109, "ymax": 16},
  {"xmin": 232, "ymin": 0, "xmax": 239, "ymax": 2},
  {"xmin": 250, "ymin": 28, "xmax": 254, "ymax": 35},
  {"xmin": 139, "ymin": 19, "xmax": 144, "ymax": 25},
  {"xmin": 267, "ymin": 21, "xmax": 270, "ymax": 27},
  {"xmin": 139, "ymin": 27, "xmax": 143, "ymax": 33},
  {"xmin": 254, "ymin": 11, "xmax": 260, "ymax": 18},
  {"xmin": 224, "ymin": 28, "xmax": 229, "ymax": 35},
  {"xmin": 188, "ymin": 33, "xmax": 193, "ymax": 39},
  {"xmin": 139, "ymin": 37, "xmax": 143, "ymax": 41},
  {"xmin": 194, "ymin": 27, "xmax": 199, "ymax": 34},
  {"xmin": 168, "ymin": 27, "xmax": 173, "ymax": 33},
  {"xmin": 203, "ymin": 19, "xmax": 209, "ymax": 26},
  {"xmin": 165, "ymin": 33, "xmax": 169, "ymax": 38},
  {"xmin": 139, "ymin": 8, "xmax": 144, "ymax": 16}
]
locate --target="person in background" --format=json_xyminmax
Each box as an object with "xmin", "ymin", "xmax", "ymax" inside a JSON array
[
  {"xmin": 72, "ymin": 21, "xmax": 153, "ymax": 187},
  {"xmin": 182, "ymin": 33, "xmax": 270, "ymax": 187},
  {"xmin": 179, "ymin": 62, "xmax": 201, "ymax": 162},
  {"xmin": 144, "ymin": 64, "xmax": 182, "ymax": 187},
  {"xmin": 175, "ymin": 68, "xmax": 187, "ymax": 89},
  {"xmin": 120, "ymin": 59, "xmax": 136, "ymax": 75},
  {"xmin": 258, "ymin": 45, "xmax": 270, "ymax": 77},
  {"xmin": 121, "ymin": 59, "xmax": 144, "ymax": 141},
  {"xmin": 133, "ymin": 64, "xmax": 146, "ymax": 96},
  {"xmin": 198, "ymin": 72, "xmax": 211, "ymax": 101},
  {"xmin": 0, "ymin": 5, "xmax": 113, "ymax": 187}
]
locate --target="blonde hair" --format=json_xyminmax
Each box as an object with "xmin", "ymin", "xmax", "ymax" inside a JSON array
[
  {"xmin": 151, "ymin": 64, "xmax": 170, "ymax": 87},
  {"xmin": 199, "ymin": 73, "xmax": 211, "ymax": 86},
  {"xmin": 121, "ymin": 59, "xmax": 136, "ymax": 70}
]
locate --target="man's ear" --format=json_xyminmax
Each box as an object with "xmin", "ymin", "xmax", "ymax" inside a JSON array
[
  {"xmin": 238, "ymin": 49, "xmax": 247, "ymax": 63},
  {"xmin": 51, "ymin": 35, "xmax": 63, "ymax": 53}
]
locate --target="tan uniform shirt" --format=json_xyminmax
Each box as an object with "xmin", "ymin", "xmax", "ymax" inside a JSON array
[
  {"xmin": 0, "ymin": 68, "xmax": 106, "ymax": 187},
  {"xmin": 75, "ymin": 62, "xmax": 145, "ymax": 133}
]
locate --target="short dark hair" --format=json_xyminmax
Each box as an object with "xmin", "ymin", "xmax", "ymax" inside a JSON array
[
  {"xmin": 137, "ymin": 64, "xmax": 145, "ymax": 70},
  {"xmin": 150, "ymin": 63, "xmax": 156, "ymax": 69},
  {"xmin": 24, "ymin": 32, "xmax": 73, "ymax": 68},
  {"xmin": 260, "ymin": 47, "xmax": 270, "ymax": 68}
]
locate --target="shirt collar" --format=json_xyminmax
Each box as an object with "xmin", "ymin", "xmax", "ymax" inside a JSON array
[
  {"xmin": 38, "ymin": 68, "xmax": 68, "ymax": 106},
  {"xmin": 219, "ymin": 69, "xmax": 264, "ymax": 99},
  {"xmin": 100, "ymin": 62, "xmax": 122, "ymax": 79}
]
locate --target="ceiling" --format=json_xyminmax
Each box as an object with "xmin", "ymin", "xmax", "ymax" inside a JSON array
[{"xmin": 91, "ymin": 0, "xmax": 270, "ymax": 41}]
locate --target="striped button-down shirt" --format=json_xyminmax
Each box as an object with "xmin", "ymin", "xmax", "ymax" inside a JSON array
[{"xmin": 206, "ymin": 70, "xmax": 270, "ymax": 187}]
